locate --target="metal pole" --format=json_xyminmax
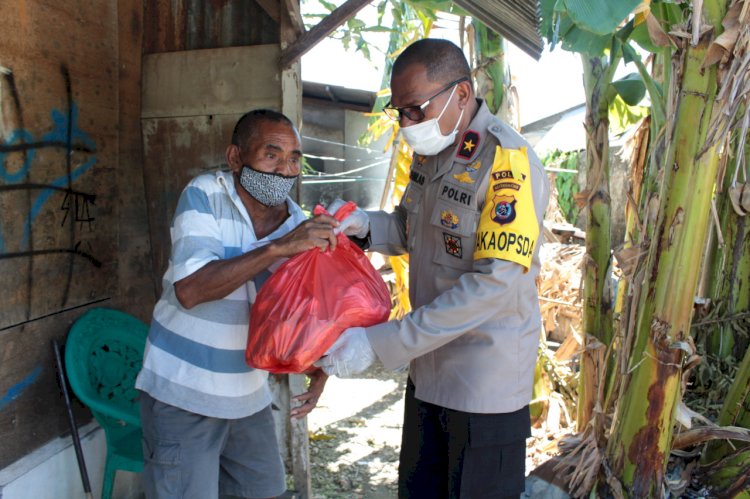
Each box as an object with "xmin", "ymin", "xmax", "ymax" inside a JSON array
[{"xmin": 52, "ymin": 339, "xmax": 94, "ymax": 499}]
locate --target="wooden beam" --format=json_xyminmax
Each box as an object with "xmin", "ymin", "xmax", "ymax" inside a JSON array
[
  {"xmin": 282, "ymin": 0, "xmax": 305, "ymax": 37},
  {"xmin": 279, "ymin": 0, "xmax": 372, "ymax": 69},
  {"xmin": 255, "ymin": 0, "xmax": 280, "ymax": 24}
]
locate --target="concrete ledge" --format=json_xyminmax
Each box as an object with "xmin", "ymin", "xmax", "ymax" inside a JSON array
[{"xmin": 0, "ymin": 422, "xmax": 142, "ymax": 499}]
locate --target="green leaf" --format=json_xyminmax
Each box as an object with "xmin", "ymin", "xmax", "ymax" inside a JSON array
[
  {"xmin": 347, "ymin": 18, "xmax": 365, "ymax": 30},
  {"xmin": 361, "ymin": 26, "xmax": 394, "ymax": 32},
  {"xmin": 539, "ymin": 0, "xmax": 559, "ymax": 40},
  {"xmin": 562, "ymin": 25, "xmax": 612, "ymax": 56},
  {"xmin": 608, "ymin": 94, "xmax": 648, "ymax": 135},
  {"xmin": 657, "ymin": 1, "xmax": 688, "ymax": 25},
  {"xmin": 629, "ymin": 21, "xmax": 660, "ymax": 54},
  {"xmin": 610, "ymin": 35, "xmax": 622, "ymax": 66},
  {"xmin": 611, "ymin": 73, "xmax": 646, "ymax": 106},
  {"xmin": 615, "ymin": 18, "xmax": 635, "ymax": 42},
  {"xmin": 318, "ymin": 0, "xmax": 337, "ymax": 12},
  {"xmin": 621, "ymin": 41, "xmax": 638, "ymax": 64},
  {"xmin": 356, "ymin": 36, "xmax": 371, "ymax": 60},
  {"xmin": 620, "ymin": 42, "xmax": 665, "ymax": 127},
  {"xmin": 377, "ymin": 0, "xmax": 387, "ymax": 24},
  {"xmin": 562, "ymin": 0, "xmax": 642, "ymax": 35}
]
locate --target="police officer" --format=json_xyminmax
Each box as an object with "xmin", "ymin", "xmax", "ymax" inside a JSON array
[{"xmin": 316, "ymin": 39, "xmax": 550, "ymax": 498}]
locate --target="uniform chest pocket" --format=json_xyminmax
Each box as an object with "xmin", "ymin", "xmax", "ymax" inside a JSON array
[
  {"xmin": 401, "ymin": 182, "xmax": 424, "ymax": 214},
  {"xmin": 429, "ymin": 202, "xmax": 478, "ymax": 270}
]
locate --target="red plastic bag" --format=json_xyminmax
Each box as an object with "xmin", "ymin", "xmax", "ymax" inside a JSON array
[{"xmin": 246, "ymin": 202, "xmax": 391, "ymax": 374}]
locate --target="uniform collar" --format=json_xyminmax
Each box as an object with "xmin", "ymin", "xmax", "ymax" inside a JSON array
[
  {"xmin": 430, "ymin": 99, "xmax": 495, "ymax": 180},
  {"xmin": 450, "ymin": 99, "xmax": 495, "ymax": 165}
]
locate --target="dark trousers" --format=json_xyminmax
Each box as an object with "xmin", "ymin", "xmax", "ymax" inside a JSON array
[{"xmin": 398, "ymin": 378, "xmax": 530, "ymax": 499}]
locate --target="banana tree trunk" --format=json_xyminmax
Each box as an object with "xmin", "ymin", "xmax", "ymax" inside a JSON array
[
  {"xmin": 703, "ymin": 341, "xmax": 750, "ymax": 467},
  {"xmin": 577, "ymin": 55, "xmax": 615, "ymax": 429},
  {"xmin": 718, "ymin": 341, "xmax": 750, "ymax": 430},
  {"xmin": 472, "ymin": 21, "xmax": 506, "ymax": 116},
  {"xmin": 703, "ymin": 130, "xmax": 750, "ymax": 359},
  {"xmin": 606, "ymin": 2, "xmax": 726, "ymax": 494}
]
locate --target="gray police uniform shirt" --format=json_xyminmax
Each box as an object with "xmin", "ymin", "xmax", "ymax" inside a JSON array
[{"xmin": 365, "ymin": 99, "xmax": 550, "ymax": 414}]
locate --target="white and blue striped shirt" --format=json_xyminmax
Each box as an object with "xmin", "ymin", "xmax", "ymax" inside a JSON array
[{"xmin": 136, "ymin": 170, "xmax": 307, "ymax": 418}]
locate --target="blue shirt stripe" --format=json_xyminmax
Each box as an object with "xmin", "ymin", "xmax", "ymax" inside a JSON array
[{"xmin": 149, "ymin": 319, "xmax": 252, "ymax": 374}]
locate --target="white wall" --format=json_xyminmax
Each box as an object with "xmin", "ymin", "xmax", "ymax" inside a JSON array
[{"xmin": 0, "ymin": 422, "xmax": 142, "ymax": 499}]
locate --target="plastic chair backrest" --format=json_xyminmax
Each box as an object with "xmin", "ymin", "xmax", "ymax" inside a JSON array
[{"xmin": 65, "ymin": 308, "xmax": 148, "ymax": 428}]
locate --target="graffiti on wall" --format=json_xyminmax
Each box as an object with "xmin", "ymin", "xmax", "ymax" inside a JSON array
[
  {"xmin": 0, "ymin": 366, "xmax": 41, "ymax": 412},
  {"xmin": 0, "ymin": 64, "xmax": 101, "ymax": 322}
]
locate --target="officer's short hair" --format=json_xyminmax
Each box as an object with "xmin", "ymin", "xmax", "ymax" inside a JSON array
[
  {"xmin": 393, "ymin": 39, "xmax": 471, "ymax": 84},
  {"xmin": 232, "ymin": 109, "xmax": 295, "ymax": 149}
]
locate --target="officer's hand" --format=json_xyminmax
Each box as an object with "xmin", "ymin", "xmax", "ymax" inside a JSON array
[
  {"xmin": 314, "ymin": 327, "xmax": 376, "ymax": 377},
  {"xmin": 290, "ymin": 368, "xmax": 328, "ymax": 419},
  {"xmin": 274, "ymin": 214, "xmax": 338, "ymax": 256},
  {"xmin": 326, "ymin": 199, "xmax": 370, "ymax": 239}
]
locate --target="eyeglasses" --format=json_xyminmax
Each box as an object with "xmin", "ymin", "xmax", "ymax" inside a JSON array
[{"xmin": 383, "ymin": 77, "xmax": 469, "ymax": 122}]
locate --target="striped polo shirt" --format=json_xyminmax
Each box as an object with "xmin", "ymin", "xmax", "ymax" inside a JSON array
[{"xmin": 136, "ymin": 170, "xmax": 307, "ymax": 419}]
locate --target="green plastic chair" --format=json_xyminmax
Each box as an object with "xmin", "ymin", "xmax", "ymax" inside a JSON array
[{"xmin": 65, "ymin": 308, "xmax": 148, "ymax": 499}]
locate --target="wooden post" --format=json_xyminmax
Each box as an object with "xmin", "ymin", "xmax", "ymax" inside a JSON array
[{"xmin": 279, "ymin": 2, "xmax": 311, "ymax": 497}]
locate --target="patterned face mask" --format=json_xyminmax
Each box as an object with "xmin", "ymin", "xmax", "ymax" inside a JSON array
[{"xmin": 239, "ymin": 164, "xmax": 298, "ymax": 207}]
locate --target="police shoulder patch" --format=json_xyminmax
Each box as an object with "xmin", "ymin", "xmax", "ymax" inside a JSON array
[{"xmin": 474, "ymin": 145, "xmax": 539, "ymax": 271}]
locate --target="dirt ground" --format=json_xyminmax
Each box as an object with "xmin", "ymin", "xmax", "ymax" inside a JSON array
[
  {"xmin": 307, "ymin": 363, "xmax": 407, "ymax": 499},
  {"xmin": 306, "ymin": 364, "xmax": 564, "ymax": 499}
]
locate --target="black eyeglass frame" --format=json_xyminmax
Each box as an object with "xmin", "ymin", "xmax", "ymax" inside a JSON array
[{"xmin": 382, "ymin": 76, "xmax": 470, "ymax": 122}]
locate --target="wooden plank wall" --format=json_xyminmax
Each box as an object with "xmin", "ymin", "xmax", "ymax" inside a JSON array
[
  {"xmin": 143, "ymin": 0, "xmax": 279, "ymax": 53},
  {"xmin": 141, "ymin": 44, "xmax": 282, "ymax": 279},
  {"xmin": 0, "ymin": 0, "xmax": 153, "ymax": 469}
]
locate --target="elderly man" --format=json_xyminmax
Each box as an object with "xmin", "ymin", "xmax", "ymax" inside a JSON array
[
  {"xmin": 318, "ymin": 39, "xmax": 550, "ymax": 498},
  {"xmin": 137, "ymin": 109, "xmax": 337, "ymax": 499}
]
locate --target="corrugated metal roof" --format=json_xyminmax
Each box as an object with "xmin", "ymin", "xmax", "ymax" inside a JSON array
[{"xmin": 453, "ymin": 0, "xmax": 543, "ymax": 60}]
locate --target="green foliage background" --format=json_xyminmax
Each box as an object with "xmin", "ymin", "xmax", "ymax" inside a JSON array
[{"xmin": 542, "ymin": 149, "xmax": 581, "ymax": 225}]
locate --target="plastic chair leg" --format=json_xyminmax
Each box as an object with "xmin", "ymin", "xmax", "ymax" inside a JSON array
[{"xmin": 101, "ymin": 459, "xmax": 116, "ymax": 499}]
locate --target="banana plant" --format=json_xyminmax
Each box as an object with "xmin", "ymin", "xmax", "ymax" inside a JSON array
[
  {"xmin": 540, "ymin": 0, "xmax": 644, "ymax": 432},
  {"xmin": 606, "ymin": 2, "xmax": 740, "ymax": 496},
  {"xmin": 538, "ymin": 0, "xmax": 750, "ymax": 495}
]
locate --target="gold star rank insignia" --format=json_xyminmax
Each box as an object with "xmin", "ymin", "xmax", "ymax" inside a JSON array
[{"xmin": 456, "ymin": 130, "xmax": 480, "ymax": 159}]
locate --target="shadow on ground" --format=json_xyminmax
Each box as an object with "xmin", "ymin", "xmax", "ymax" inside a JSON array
[{"xmin": 308, "ymin": 364, "xmax": 408, "ymax": 499}]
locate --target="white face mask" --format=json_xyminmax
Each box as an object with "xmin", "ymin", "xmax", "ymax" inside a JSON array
[{"xmin": 400, "ymin": 85, "xmax": 464, "ymax": 156}]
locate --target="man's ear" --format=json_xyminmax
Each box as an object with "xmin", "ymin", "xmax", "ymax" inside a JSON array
[
  {"xmin": 226, "ymin": 144, "xmax": 242, "ymax": 173},
  {"xmin": 457, "ymin": 80, "xmax": 472, "ymax": 108}
]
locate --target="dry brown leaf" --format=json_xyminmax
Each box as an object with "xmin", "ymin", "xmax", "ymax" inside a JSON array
[
  {"xmin": 646, "ymin": 11, "xmax": 673, "ymax": 47},
  {"xmin": 672, "ymin": 425, "xmax": 750, "ymax": 450},
  {"xmin": 573, "ymin": 190, "xmax": 590, "ymax": 208},
  {"xmin": 613, "ymin": 244, "xmax": 646, "ymax": 279},
  {"xmin": 729, "ymin": 182, "xmax": 750, "ymax": 215},
  {"xmin": 554, "ymin": 329, "xmax": 583, "ymax": 362},
  {"xmin": 702, "ymin": 0, "xmax": 744, "ymax": 68},
  {"xmin": 704, "ymin": 25, "xmax": 741, "ymax": 67}
]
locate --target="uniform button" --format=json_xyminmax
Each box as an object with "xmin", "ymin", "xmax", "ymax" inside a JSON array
[{"xmin": 490, "ymin": 125, "xmax": 500, "ymax": 132}]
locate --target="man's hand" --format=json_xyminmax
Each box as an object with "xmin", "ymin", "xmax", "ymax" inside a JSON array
[
  {"xmin": 290, "ymin": 368, "xmax": 328, "ymax": 419},
  {"xmin": 272, "ymin": 214, "xmax": 338, "ymax": 256},
  {"xmin": 314, "ymin": 327, "xmax": 376, "ymax": 377},
  {"xmin": 327, "ymin": 199, "xmax": 370, "ymax": 239}
]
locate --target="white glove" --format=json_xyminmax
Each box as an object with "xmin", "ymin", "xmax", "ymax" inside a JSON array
[
  {"xmin": 314, "ymin": 327, "xmax": 376, "ymax": 377},
  {"xmin": 326, "ymin": 198, "xmax": 370, "ymax": 239}
]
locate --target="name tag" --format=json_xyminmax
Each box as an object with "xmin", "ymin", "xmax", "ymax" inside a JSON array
[
  {"xmin": 410, "ymin": 170, "xmax": 426, "ymax": 185},
  {"xmin": 440, "ymin": 184, "xmax": 473, "ymax": 207}
]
